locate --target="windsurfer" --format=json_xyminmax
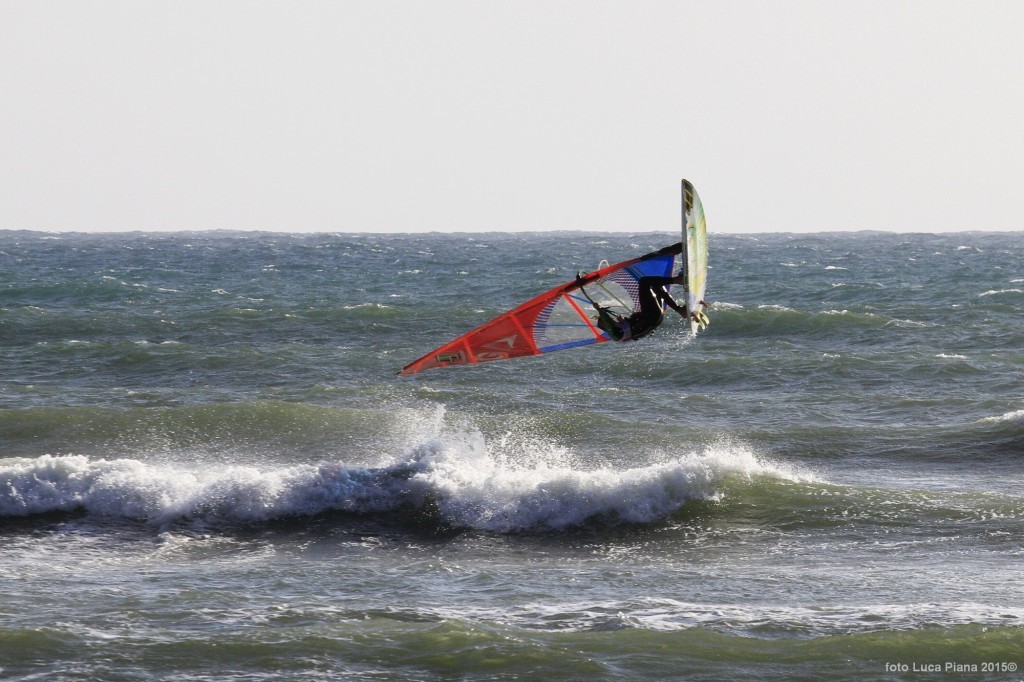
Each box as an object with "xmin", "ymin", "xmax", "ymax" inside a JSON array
[
  {"xmin": 583, "ymin": 274, "xmax": 688, "ymax": 342},
  {"xmin": 618, "ymin": 274, "xmax": 689, "ymax": 341}
]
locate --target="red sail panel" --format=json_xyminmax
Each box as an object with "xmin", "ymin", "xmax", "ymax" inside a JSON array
[{"xmin": 399, "ymin": 287, "xmax": 563, "ymax": 375}]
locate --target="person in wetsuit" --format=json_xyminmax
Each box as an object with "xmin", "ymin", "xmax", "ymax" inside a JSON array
[
  {"xmin": 615, "ymin": 274, "xmax": 688, "ymax": 341},
  {"xmin": 581, "ymin": 273, "xmax": 689, "ymax": 342}
]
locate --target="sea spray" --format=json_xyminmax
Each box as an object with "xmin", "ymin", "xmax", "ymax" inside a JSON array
[{"xmin": 0, "ymin": 427, "xmax": 807, "ymax": 531}]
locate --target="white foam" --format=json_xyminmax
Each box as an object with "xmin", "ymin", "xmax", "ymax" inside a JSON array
[
  {"xmin": 979, "ymin": 409, "xmax": 1024, "ymax": 424},
  {"xmin": 0, "ymin": 424, "xmax": 809, "ymax": 531},
  {"xmin": 514, "ymin": 598, "xmax": 1024, "ymax": 633},
  {"xmin": 0, "ymin": 454, "xmax": 416, "ymax": 524},
  {"xmin": 393, "ymin": 433, "xmax": 811, "ymax": 532}
]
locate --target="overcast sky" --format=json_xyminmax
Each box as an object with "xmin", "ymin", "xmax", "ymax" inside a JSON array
[{"xmin": 2, "ymin": 0, "xmax": 1022, "ymax": 234}]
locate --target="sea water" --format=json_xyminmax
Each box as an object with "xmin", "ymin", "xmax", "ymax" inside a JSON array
[{"xmin": 0, "ymin": 230, "xmax": 1021, "ymax": 680}]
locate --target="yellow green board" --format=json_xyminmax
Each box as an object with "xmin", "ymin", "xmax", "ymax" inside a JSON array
[{"xmin": 681, "ymin": 179, "xmax": 708, "ymax": 334}]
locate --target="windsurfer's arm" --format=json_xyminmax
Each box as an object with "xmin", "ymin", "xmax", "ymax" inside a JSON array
[
  {"xmin": 653, "ymin": 285, "xmax": 688, "ymax": 318},
  {"xmin": 663, "ymin": 294, "xmax": 688, "ymax": 318},
  {"xmin": 664, "ymin": 274, "xmax": 689, "ymax": 318}
]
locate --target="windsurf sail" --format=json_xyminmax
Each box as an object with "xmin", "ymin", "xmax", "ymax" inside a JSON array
[
  {"xmin": 399, "ymin": 179, "xmax": 709, "ymax": 376},
  {"xmin": 399, "ymin": 243, "xmax": 682, "ymax": 375}
]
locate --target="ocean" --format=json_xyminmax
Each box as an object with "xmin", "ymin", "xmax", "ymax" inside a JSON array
[{"xmin": 0, "ymin": 229, "xmax": 1021, "ymax": 681}]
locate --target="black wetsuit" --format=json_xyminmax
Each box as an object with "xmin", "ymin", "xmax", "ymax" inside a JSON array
[{"xmin": 621, "ymin": 276, "xmax": 686, "ymax": 341}]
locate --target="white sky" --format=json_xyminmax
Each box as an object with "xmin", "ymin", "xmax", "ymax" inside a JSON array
[{"xmin": 1, "ymin": 0, "xmax": 1022, "ymax": 234}]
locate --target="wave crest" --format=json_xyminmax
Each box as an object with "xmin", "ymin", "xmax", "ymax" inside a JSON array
[{"xmin": 0, "ymin": 428, "xmax": 805, "ymax": 532}]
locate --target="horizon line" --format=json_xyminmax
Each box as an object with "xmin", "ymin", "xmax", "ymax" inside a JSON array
[{"xmin": 2, "ymin": 227, "xmax": 1021, "ymax": 237}]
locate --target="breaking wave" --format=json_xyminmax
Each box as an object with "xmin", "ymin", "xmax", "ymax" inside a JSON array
[{"xmin": 0, "ymin": 421, "xmax": 806, "ymax": 533}]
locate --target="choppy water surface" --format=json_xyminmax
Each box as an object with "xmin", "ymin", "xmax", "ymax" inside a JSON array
[{"xmin": 1, "ymin": 230, "xmax": 1022, "ymax": 680}]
